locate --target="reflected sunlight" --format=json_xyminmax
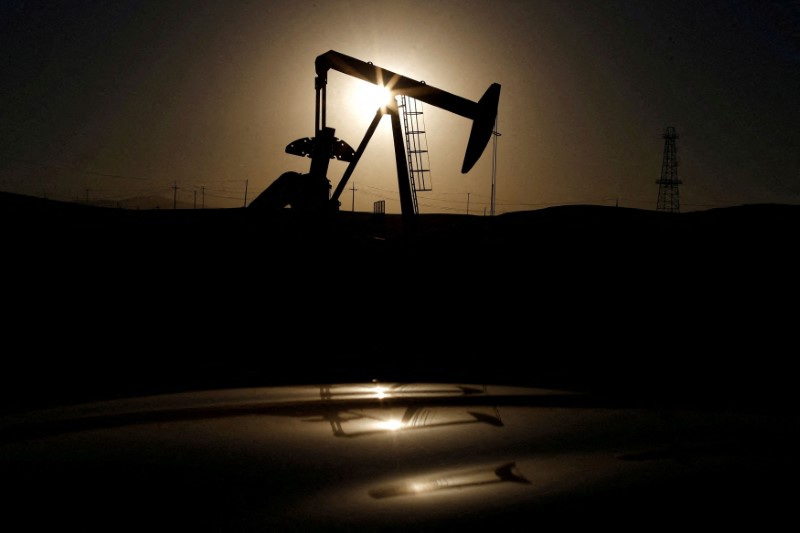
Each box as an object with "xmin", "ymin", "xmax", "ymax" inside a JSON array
[
  {"xmin": 313, "ymin": 405, "xmax": 503, "ymax": 438},
  {"xmin": 369, "ymin": 462, "xmax": 531, "ymax": 499},
  {"xmin": 375, "ymin": 419, "xmax": 404, "ymax": 431}
]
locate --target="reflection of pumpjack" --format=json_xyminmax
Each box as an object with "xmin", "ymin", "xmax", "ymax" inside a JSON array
[
  {"xmin": 307, "ymin": 406, "xmax": 504, "ymax": 439},
  {"xmin": 318, "ymin": 383, "xmax": 487, "ymax": 400},
  {"xmin": 368, "ymin": 462, "xmax": 531, "ymax": 499},
  {"xmin": 249, "ymin": 50, "xmax": 501, "ymax": 216},
  {"xmin": 307, "ymin": 385, "xmax": 503, "ymax": 438}
]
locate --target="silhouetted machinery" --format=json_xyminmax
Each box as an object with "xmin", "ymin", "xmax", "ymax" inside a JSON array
[{"xmin": 249, "ymin": 50, "xmax": 501, "ymax": 216}]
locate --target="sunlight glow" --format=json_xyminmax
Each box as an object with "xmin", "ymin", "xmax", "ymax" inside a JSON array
[
  {"xmin": 369, "ymin": 463, "xmax": 531, "ymax": 499},
  {"xmin": 409, "ymin": 482, "xmax": 433, "ymax": 493},
  {"xmin": 375, "ymin": 419, "xmax": 404, "ymax": 431},
  {"xmin": 354, "ymin": 82, "xmax": 394, "ymax": 114}
]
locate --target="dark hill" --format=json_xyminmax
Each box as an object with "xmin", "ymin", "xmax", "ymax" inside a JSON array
[
  {"xmin": 5, "ymin": 191, "xmax": 797, "ymax": 266},
  {"xmin": 2, "ymin": 191, "xmax": 798, "ymax": 411}
]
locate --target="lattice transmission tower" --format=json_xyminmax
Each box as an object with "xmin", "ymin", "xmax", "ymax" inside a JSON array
[{"xmin": 656, "ymin": 126, "xmax": 681, "ymax": 212}]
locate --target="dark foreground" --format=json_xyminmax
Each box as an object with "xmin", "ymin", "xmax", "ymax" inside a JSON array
[
  {"xmin": 2, "ymin": 192, "xmax": 798, "ymax": 412},
  {"xmin": 2, "ymin": 193, "xmax": 799, "ymax": 531},
  {"xmin": 3, "ymin": 383, "xmax": 798, "ymax": 532}
]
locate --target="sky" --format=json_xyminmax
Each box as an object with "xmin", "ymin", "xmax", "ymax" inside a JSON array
[{"xmin": 1, "ymin": 0, "xmax": 797, "ymax": 214}]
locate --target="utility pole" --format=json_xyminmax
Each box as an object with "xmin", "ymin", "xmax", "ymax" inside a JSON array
[
  {"xmin": 194, "ymin": 190, "xmax": 197, "ymax": 209},
  {"xmin": 350, "ymin": 182, "xmax": 357, "ymax": 212},
  {"xmin": 491, "ymin": 116, "xmax": 501, "ymax": 216},
  {"xmin": 243, "ymin": 179, "xmax": 248, "ymax": 207},
  {"xmin": 201, "ymin": 186, "xmax": 205, "ymax": 209},
  {"xmin": 172, "ymin": 181, "xmax": 178, "ymax": 209},
  {"xmin": 467, "ymin": 192, "xmax": 470, "ymax": 215}
]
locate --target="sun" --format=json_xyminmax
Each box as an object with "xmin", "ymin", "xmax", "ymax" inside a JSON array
[{"xmin": 353, "ymin": 81, "xmax": 394, "ymax": 116}]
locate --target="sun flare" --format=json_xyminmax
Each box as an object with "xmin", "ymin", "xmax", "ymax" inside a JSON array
[{"xmin": 353, "ymin": 82, "xmax": 394, "ymax": 115}]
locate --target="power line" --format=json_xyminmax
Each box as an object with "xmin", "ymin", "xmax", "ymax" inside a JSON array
[{"xmin": 0, "ymin": 156, "xmax": 151, "ymax": 181}]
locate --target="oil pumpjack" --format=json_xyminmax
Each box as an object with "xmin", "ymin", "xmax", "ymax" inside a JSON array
[{"xmin": 249, "ymin": 50, "xmax": 500, "ymax": 217}]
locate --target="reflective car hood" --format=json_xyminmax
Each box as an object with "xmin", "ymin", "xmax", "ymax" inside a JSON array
[{"xmin": 2, "ymin": 383, "xmax": 796, "ymax": 531}]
